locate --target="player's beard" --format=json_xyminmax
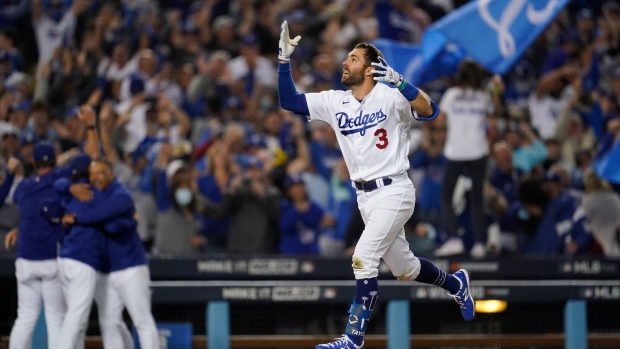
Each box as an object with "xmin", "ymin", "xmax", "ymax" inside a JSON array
[{"xmin": 341, "ymin": 66, "xmax": 365, "ymax": 87}]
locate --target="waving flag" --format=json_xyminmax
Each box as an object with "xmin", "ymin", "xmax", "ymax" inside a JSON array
[{"xmin": 374, "ymin": 0, "xmax": 569, "ymax": 86}]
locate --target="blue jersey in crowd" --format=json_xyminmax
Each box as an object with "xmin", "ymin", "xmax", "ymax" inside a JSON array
[
  {"xmin": 309, "ymin": 141, "xmax": 342, "ymax": 180},
  {"xmin": 410, "ymin": 150, "xmax": 446, "ymax": 211},
  {"xmin": 520, "ymin": 192, "xmax": 592, "ymax": 255},
  {"xmin": 73, "ymin": 179, "xmax": 147, "ymax": 272},
  {"xmin": 279, "ymin": 201, "xmax": 324, "ymax": 254},
  {"xmin": 12, "ymin": 168, "xmax": 71, "ymax": 260}
]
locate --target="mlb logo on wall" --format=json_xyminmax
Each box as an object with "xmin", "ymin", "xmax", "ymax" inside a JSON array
[{"xmin": 133, "ymin": 323, "xmax": 193, "ymax": 349}]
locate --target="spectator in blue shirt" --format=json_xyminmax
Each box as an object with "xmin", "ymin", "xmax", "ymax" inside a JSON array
[{"xmin": 279, "ymin": 174, "xmax": 331, "ymax": 255}]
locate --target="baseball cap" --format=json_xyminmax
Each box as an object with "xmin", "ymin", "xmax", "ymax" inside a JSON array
[
  {"xmin": 20, "ymin": 132, "xmax": 39, "ymax": 145},
  {"xmin": 543, "ymin": 170, "xmax": 562, "ymax": 184},
  {"xmin": 64, "ymin": 106, "xmax": 79, "ymax": 121},
  {"xmin": 245, "ymin": 156, "xmax": 264, "ymax": 170},
  {"xmin": 8, "ymin": 101, "xmax": 30, "ymax": 114},
  {"xmin": 284, "ymin": 173, "xmax": 304, "ymax": 189},
  {"xmin": 33, "ymin": 141, "xmax": 56, "ymax": 162},
  {"xmin": 212, "ymin": 15, "xmax": 234, "ymax": 32},
  {"xmin": 577, "ymin": 8, "xmax": 593, "ymax": 20},
  {"xmin": 241, "ymin": 32, "xmax": 259, "ymax": 47},
  {"xmin": 246, "ymin": 133, "xmax": 267, "ymax": 148},
  {"xmin": 68, "ymin": 153, "xmax": 92, "ymax": 176},
  {"xmin": 166, "ymin": 159, "xmax": 186, "ymax": 180},
  {"xmin": 0, "ymin": 124, "xmax": 20, "ymax": 139}
]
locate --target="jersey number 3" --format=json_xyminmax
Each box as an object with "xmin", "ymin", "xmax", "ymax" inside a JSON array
[{"xmin": 374, "ymin": 128, "xmax": 389, "ymax": 149}]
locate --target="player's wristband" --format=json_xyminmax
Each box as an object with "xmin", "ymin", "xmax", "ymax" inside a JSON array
[
  {"xmin": 278, "ymin": 62, "xmax": 292, "ymax": 73},
  {"xmin": 86, "ymin": 125, "xmax": 96, "ymax": 130},
  {"xmin": 398, "ymin": 81, "xmax": 419, "ymax": 101}
]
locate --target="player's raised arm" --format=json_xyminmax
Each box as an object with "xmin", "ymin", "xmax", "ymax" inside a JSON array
[
  {"xmin": 371, "ymin": 56, "xmax": 439, "ymax": 120},
  {"xmin": 277, "ymin": 20, "xmax": 310, "ymax": 116}
]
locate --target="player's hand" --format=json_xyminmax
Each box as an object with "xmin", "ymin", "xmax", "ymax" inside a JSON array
[
  {"xmin": 7, "ymin": 157, "xmax": 20, "ymax": 174},
  {"xmin": 78, "ymin": 105, "xmax": 97, "ymax": 127},
  {"xmin": 62, "ymin": 213, "xmax": 76, "ymax": 227},
  {"xmin": 4, "ymin": 227, "xmax": 17, "ymax": 251},
  {"xmin": 371, "ymin": 56, "xmax": 404, "ymax": 87},
  {"xmin": 69, "ymin": 183, "xmax": 93, "ymax": 202},
  {"xmin": 278, "ymin": 20, "xmax": 301, "ymax": 62}
]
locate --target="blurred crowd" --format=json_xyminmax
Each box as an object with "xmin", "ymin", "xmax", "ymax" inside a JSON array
[{"xmin": 0, "ymin": 0, "xmax": 619, "ymax": 259}]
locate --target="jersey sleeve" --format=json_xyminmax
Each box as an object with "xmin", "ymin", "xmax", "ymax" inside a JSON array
[{"xmin": 305, "ymin": 91, "xmax": 335, "ymax": 124}]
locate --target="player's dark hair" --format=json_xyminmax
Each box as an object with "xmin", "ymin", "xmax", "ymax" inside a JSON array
[
  {"xmin": 93, "ymin": 158, "xmax": 114, "ymax": 172},
  {"xmin": 354, "ymin": 42, "xmax": 384, "ymax": 69},
  {"xmin": 455, "ymin": 60, "xmax": 485, "ymax": 90},
  {"xmin": 517, "ymin": 176, "xmax": 550, "ymax": 209}
]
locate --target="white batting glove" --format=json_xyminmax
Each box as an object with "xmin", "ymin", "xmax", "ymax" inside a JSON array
[
  {"xmin": 278, "ymin": 20, "xmax": 301, "ymax": 62},
  {"xmin": 371, "ymin": 56, "xmax": 404, "ymax": 87}
]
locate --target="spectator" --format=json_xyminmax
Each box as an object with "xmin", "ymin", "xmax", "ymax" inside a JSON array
[
  {"xmin": 320, "ymin": 158, "xmax": 356, "ymax": 256},
  {"xmin": 582, "ymin": 168, "xmax": 620, "ymax": 257},
  {"xmin": 153, "ymin": 146, "xmax": 206, "ymax": 255},
  {"xmin": 22, "ymin": 100, "xmax": 58, "ymax": 142},
  {"xmin": 197, "ymin": 144, "xmax": 236, "ymax": 253},
  {"xmin": 222, "ymin": 158, "xmax": 280, "ymax": 254},
  {"xmin": 516, "ymin": 173, "xmax": 592, "ymax": 256},
  {"xmin": 228, "ymin": 32, "xmax": 276, "ymax": 98},
  {"xmin": 279, "ymin": 174, "xmax": 329, "ymax": 255},
  {"xmin": 504, "ymin": 121, "xmax": 548, "ymax": 173},
  {"xmin": 530, "ymin": 64, "xmax": 578, "ymax": 140},
  {"xmin": 435, "ymin": 60, "xmax": 495, "ymax": 258},
  {"xmin": 410, "ymin": 119, "xmax": 447, "ymax": 231}
]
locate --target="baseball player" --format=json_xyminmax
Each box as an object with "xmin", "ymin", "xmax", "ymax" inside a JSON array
[
  {"xmin": 52, "ymin": 153, "xmax": 137, "ymax": 348},
  {"xmin": 8, "ymin": 142, "xmax": 68, "ymax": 349},
  {"xmin": 277, "ymin": 21, "xmax": 475, "ymax": 349},
  {"xmin": 62, "ymin": 158, "xmax": 159, "ymax": 348}
]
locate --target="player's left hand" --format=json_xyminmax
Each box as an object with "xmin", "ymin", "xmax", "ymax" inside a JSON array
[{"xmin": 371, "ymin": 56, "xmax": 404, "ymax": 87}]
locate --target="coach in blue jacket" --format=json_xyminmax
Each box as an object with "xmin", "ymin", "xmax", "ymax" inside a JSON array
[{"xmin": 8, "ymin": 141, "xmax": 68, "ymax": 349}]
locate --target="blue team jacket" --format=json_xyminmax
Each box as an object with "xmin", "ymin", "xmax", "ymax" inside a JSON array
[
  {"xmin": 54, "ymin": 178, "xmax": 137, "ymax": 271},
  {"xmin": 12, "ymin": 168, "xmax": 71, "ymax": 260},
  {"xmin": 73, "ymin": 179, "xmax": 147, "ymax": 272}
]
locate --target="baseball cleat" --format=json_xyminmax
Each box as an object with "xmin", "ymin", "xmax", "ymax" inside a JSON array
[
  {"xmin": 316, "ymin": 334, "xmax": 363, "ymax": 349},
  {"xmin": 450, "ymin": 269, "xmax": 476, "ymax": 321}
]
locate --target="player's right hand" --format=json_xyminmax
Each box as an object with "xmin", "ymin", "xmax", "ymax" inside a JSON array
[{"xmin": 278, "ymin": 20, "xmax": 301, "ymax": 62}]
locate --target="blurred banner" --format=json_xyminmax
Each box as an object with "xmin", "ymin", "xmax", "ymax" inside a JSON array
[{"xmin": 373, "ymin": 0, "xmax": 569, "ymax": 86}]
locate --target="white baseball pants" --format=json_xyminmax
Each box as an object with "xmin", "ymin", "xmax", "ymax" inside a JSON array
[
  {"xmin": 57, "ymin": 258, "xmax": 98, "ymax": 349},
  {"xmin": 352, "ymin": 173, "xmax": 421, "ymax": 280},
  {"xmin": 9, "ymin": 258, "xmax": 66, "ymax": 349},
  {"xmin": 101, "ymin": 265, "xmax": 159, "ymax": 349},
  {"xmin": 95, "ymin": 273, "xmax": 135, "ymax": 349}
]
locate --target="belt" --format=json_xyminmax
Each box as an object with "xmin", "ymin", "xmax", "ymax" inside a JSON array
[{"xmin": 353, "ymin": 177, "xmax": 393, "ymax": 192}]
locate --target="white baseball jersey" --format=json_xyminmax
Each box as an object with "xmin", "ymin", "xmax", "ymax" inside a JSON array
[{"xmin": 305, "ymin": 83, "xmax": 414, "ymax": 181}]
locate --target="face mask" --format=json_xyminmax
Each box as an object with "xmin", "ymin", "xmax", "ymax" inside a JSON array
[{"xmin": 175, "ymin": 188, "xmax": 193, "ymax": 206}]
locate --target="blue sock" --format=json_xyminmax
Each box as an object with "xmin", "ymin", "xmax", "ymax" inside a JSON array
[
  {"xmin": 354, "ymin": 278, "xmax": 379, "ymax": 310},
  {"xmin": 416, "ymin": 257, "xmax": 459, "ymax": 293},
  {"xmin": 346, "ymin": 278, "xmax": 378, "ymax": 344}
]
